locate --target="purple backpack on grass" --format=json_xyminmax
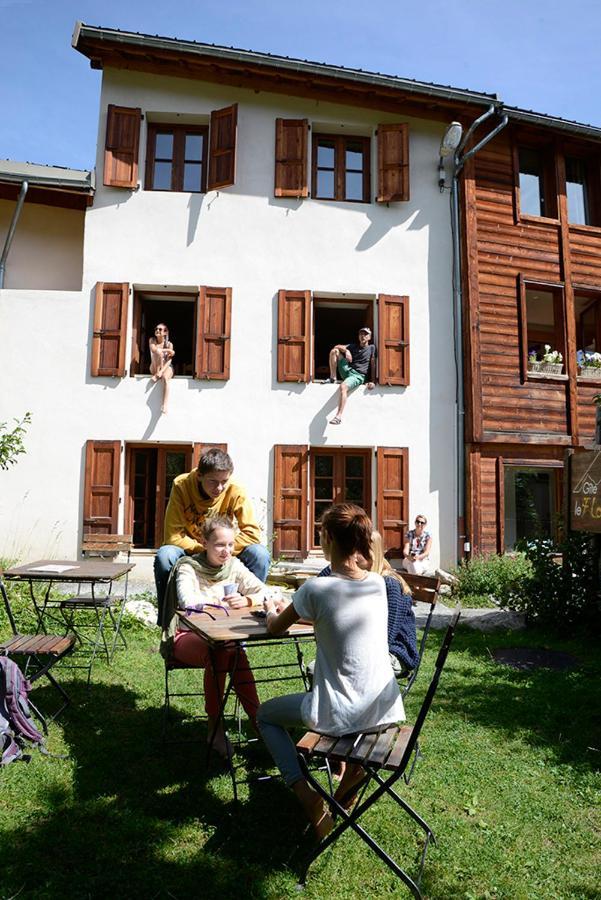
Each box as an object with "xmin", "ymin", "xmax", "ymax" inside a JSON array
[{"xmin": 0, "ymin": 656, "xmax": 45, "ymax": 766}]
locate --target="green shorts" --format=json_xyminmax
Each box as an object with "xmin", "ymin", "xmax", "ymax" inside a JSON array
[{"xmin": 337, "ymin": 358, "xmax": 366, "ymax": 389}]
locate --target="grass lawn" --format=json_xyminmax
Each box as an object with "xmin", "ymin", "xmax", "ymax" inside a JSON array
[{"xmin": 1, "ymin": 607, "xmax": 600, "ymax": 900}]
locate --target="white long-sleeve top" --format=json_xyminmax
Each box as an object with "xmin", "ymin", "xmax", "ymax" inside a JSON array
[{"xmin": 175, "ymin": 556, "xmax": 267, "ymax": 608}]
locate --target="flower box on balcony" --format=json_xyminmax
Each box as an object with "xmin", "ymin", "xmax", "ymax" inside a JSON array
[
  {"xmin": 528, "ymin": 360, "xmax": 563, "ymax": 376},
  {"xmin": 579, "ymin": 366, "xmax": 601, "ymax": 380}
]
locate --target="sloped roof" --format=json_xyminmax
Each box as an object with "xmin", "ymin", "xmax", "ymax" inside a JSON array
[
  {"xmin": 0, "ymin": 160, "xmax": 95, "ymax": 192},
  {"xmin": 72, "ymin": 22, "xmax": 601, "ymax": 141}
]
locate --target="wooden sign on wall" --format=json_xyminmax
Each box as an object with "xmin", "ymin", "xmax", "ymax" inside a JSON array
[{"xmin": 569, "ymin": 449, "xmax": 601, "ymax": 532}]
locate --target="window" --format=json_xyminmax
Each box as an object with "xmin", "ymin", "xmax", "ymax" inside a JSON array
[
  {"xmin": 576, "ymin": 292, "xmax": 601, "ymax": 353},
  {"xmin": 91, "ymin": 282, "xmax": 232, "ymax": 381},
  {"xmin": 277, "ymin": 291, "xmax": 409, "ymax": 385},
  {"xmin": 273, "ymin": 445, "xmax": 408, "ymax": 559},
  {"xmin": 504, "ymin": 466, "xmax": 559, "ymax": 550},
  {"xmin": 566, "ymin": 157, "xmax": 590, "ymax": 225},
  {"xmin": 517, "ymin": 146, "xmax": 557, "ymax": 219},
  {"xmin": 126, "ymin": 445, "xmax": 192, "ymax": 548},
  {"xmin": 130, "ymin": 290, "xmax": 197, "ymax": 377},
  {"xmin": 145, "ymin": 125, "xmax": 208, "ymax": 193},
  {"xmin": 84, "ymin": 440, "xmax": 226, "ymax": 547},
  {"xmin": 518, "ymin": 278, "xmax": 566, "ymax": 379},
  {"xmin": 313, "ymin": 298, "xmax": 374, "ymax": 380},
  {"xmin": 312, "ymin": 134, "xmax": 370, "ymax": 202},
  {"xmin": 311, "ymin": 449, "xmax": 371, "ymax": 546},
  {"xmin": 104, "ymin": 103, "xmax": 237, "ymax": 191}
]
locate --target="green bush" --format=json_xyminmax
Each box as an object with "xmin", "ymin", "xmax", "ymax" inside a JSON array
[
  {"xmin": 511, "ymin": 532, "xmax": 599, "ymax": 628},
  {"xmin": 451, "ymin": 552, "xmax": 533, "ymax": 609}
]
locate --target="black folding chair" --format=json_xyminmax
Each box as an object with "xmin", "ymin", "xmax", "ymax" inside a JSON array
[
  {"xmin": 296, "ymin": 608, "xmax": 461, "ymax": 899},
  {"xmin": 0, "ymin": 573, "xmax": 76, "ymax": 731},
  {"xmin": 397, "ymin": 573, "xmax": 441, "ymax": 697}
]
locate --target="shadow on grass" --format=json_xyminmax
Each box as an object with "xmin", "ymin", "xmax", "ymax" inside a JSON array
[
  {"xmin": 0, "ymin": 679, "xmax": 314, "ymax": 900},
  {"xmin": 426, "ymin": 626, "xmax": 601, "ymax": 772}
]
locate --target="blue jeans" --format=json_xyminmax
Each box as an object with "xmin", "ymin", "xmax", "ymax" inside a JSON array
[
  {"xmin": 257, "ymin": 693, "xmax": 307, "ymax": 787},
  {"xmin": 154, "ymin": 542, "xmax": 271, "ymax": 623}
]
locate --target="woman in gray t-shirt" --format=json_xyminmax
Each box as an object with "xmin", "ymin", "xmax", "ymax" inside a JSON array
[{"xmin": 257, "ymin": 504, "xmax": 405, "ymax": 839}]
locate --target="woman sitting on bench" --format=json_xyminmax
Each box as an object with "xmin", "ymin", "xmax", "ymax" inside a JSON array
[{"xmin": 258, "ymin": 503, "xmax": 406, "ymax": 839}]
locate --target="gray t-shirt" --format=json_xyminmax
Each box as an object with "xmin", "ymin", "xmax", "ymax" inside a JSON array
[
  {"xmin": 293, "ymin": 572, "xmax": 406, "ymax": 735},
  {"xmin": 346, "ymin": 342, "xmax": 375, "ymax": 375}
]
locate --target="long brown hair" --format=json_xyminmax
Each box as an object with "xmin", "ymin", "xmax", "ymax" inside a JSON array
[
  {"xmin": 370, "ymin": 530, "xmax": 412, "ymax": 594},
  {"xmin": 320, "ymin": 503, "xmax": 372, "ymax": 563}
]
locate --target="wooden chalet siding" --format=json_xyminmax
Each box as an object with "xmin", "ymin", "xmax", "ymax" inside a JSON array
[
  {"xmin": 471, "ymin": 137, "xmax": 568, "ymax": 439},
  {"xmin": 478, "ymin": 455, "xmax": 499, "ymax": 554},
  {"xmin": 577, "ymin": 386, "xmax": 599, "ymax": 444},
  {"xmin": 569, "ymin": 229, "xmax": 601, "ymax": 285}
]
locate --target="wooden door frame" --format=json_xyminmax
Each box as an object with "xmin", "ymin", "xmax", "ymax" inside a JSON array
[
  {"xmin": 309, "ymin": 447, "xmax": 372, "ymax": 549},
  {"xmin": 124, "ymin": 442, "xmax": 193, "ymax": 547}
]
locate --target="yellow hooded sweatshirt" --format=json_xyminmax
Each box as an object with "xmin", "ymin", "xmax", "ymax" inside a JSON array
[{"xmin": 162, "ymin": 470, "xmax": 261, "ymax": 555}]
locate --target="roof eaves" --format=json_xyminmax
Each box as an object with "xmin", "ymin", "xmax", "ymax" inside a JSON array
[{"xmin": 72, "ymin": 22, "xmax": 499, "ymax": 109}]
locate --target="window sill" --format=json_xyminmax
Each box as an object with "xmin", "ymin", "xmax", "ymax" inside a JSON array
[
  {"xmin": 569, "ymin": 222, "xmax": 601, "ymax": 236},
  {"xmin": 132, "ymin": 374, "xmax": 192, "ymax": 379},
  {"xmin": 311, "ymin": 195, "xmax": 371, "ymax": 205},
  {"xmin": 517, "ymin": 212, "xmax": 560, "ymax": 227},
  {"xmin": 526, "ymin": 373, "xmax": 568, "ymax": 383},
  {"xmin": 577, "ymin": 375, "xmax": 601, "ymax": 386}
]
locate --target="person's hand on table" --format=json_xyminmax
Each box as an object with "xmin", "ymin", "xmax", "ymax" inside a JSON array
[
  {"xmin": 225, "ymin": 592, "xmax": 251, "ymax": 610},
  {"xmin": 264, "ymin": 596, "xmax": 276, "ymax": 616}
]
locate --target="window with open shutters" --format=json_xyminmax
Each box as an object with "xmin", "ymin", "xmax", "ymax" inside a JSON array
[
  {"xmin": 272, "ymin": 445, "xmax": 408, "ymax": 558},
  {"xmin": 277, "ymin": 292, "xmax": 409, "ymax": 385}
]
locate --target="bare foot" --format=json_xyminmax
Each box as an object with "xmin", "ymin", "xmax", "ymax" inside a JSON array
[
  {"xmin": 151, "ymin": 374, "xmax": 158, "ymax": 382},
  {"xmin": 293, "ymin": 779, "xmax": 334, "ymax": 840},
  {"xmin": 333, "ymin": 762, "xmax": 366, "ymax": 810},
  {"xmin": 207, "ymin": 719, "xmax": 232, "ymax": 760},
  {"xmin": 161, "ymin": 407, "xmax": 168, "ymax": 415},
  {"xmin": 331, "ymin": 759, "xmax": 346, "ymax": 782}
]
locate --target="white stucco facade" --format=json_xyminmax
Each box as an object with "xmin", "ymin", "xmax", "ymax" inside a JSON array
[{"xmin": 0, "ymin": 66, "xmax": 457, "ymax": 569}]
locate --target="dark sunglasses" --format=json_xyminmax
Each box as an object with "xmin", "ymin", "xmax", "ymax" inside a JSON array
[{"xmin": 415, "ymin": 519, "xmax": 426, "ymax": 525}]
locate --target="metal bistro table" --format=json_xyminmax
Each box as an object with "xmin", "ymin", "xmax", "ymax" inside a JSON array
[
  {"xmin": 5, "ymin": 559, "xmax": 135, "ymax": 681},
  {"xmin": 176, "ymin": 605, "xmax": 314, "ymax": 800}
]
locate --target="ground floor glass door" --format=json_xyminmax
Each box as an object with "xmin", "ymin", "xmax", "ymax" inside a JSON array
[{"xmin": 127, "ymin": 444, "xmax": 192, "ymax": 548}]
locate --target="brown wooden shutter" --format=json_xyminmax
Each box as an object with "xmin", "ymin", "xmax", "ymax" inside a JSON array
[
  {"xmin": 194, "ymin": 287, "xmax": 232, "ymax": 380},
  {"xmin": 277, "ymin": 290, "xmax": 311, "ymax": 382},
  {"xmin": 376, "ymin": 446, "xmax": 408, "ymax": 556},
  {"xmin": 83, "ymin": 440, "xmax": 121, "ymax": 535},
  {"xmin": 273, "ymin": 445, "xmax": 309, "ymax": 559},
  {"xmin": 192, "ymin": 443, "xmax": 228, "ymax": 468},
  {"xmin": 274, "ymin": 119, "xmax": 309, "ymax": 197},
  {"xmin": 378, "ymin": 294, "xmax": 410, "ymax": 385},
  {"xmin": 377, "ymin": 123, "xmax": 409, "ymax": 202},
  {"xmin": 103, "ymin": 105, "xmax": 141, "ymax": 188},
  {"xmin": 91, "ymin": 283, "xmax": 129, "ymax": 377},
  {"xmin": 208, "ymin": 104, "xmax": 237, "ymax": 190}
]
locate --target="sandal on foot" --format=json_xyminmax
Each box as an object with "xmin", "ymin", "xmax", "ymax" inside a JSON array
[{"xmin": 329, "ymin": 416, "xmax": 342, "ymax": 425}]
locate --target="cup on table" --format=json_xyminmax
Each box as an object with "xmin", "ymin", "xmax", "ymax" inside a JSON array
[{"xmin": 223, "ymin": 583, "xmax": 238, "ymax": 598}]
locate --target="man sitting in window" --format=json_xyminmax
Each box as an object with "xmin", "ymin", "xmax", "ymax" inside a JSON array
[
  {"xmin": 327, "ymin": 326, "xmax": 376, "ymax": 425},
  {"xmin": 154, "ymin": 448, "xmax": 270, "ymax": 621}
]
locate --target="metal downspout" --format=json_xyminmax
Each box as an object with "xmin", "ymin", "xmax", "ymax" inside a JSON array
[
  {"xmin": 450, "ymin": 109, "xmax": 508, "ymax": 557},
  {"xmin": 0, "ymin": 180, "xmax": 29, "ymax": 288}
]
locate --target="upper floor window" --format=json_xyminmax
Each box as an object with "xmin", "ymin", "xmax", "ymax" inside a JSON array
[
  {"xmin": 519, "ymin": 278, "xmax": 566, "ymax": 380},
  {"xmin": 145, "ymin": 125, "xmax": 208, "ymax": 193},
  {"xmin": 274, "ymin": 119, "xmax": 408, "ymax": 203},
  {"xmin": 312, "ymin": 135, "xmax": 370, "ymax": 203},
  {"xmin": 517, "ymin": 146, "xmax": 557, "ymax": 219}
]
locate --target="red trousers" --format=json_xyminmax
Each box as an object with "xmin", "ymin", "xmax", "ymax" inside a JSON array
[{"xmin": 173, "ymin": 630, "xmax": 259, "ymax": 721}]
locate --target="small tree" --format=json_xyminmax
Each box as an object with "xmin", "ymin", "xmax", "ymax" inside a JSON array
[{"xmin": 0, "ymin": 413, "xmax": 32, "ymax": 470}]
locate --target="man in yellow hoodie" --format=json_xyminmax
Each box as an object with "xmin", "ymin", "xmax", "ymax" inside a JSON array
[{"xmin": 154, "ymin": 447, "xmax": 270, "ymax": 619}]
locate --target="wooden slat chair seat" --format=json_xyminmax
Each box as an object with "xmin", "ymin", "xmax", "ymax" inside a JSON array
[
  {"xmin": 395, "ymin": 572, "xmax": 441, "ymax": 697},
  {"xmin": 59, "ymin": 534, "xmax": 133, "ymax": 674},
  {"xmin": 295, "ymin": 610, "xmax": 461, "ymax": 899},
  {"xmin": 0, "ymin": 574, "xmax": 76, "ymax": 729}
]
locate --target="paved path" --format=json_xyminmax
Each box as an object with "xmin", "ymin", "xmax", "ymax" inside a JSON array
[{"xmin": 414, "ymin": 600, "xmax": 525, "ymax": 632}]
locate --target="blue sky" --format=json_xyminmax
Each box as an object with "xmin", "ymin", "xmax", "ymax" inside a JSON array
[{"xmin": 1, "ymin": 0, "xmax": 600, "ymax": 170}]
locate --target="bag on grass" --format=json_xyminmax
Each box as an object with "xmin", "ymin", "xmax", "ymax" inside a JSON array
[{"xmin": 0, "ymin": 656, "xmax": 45, "ymax": 766}]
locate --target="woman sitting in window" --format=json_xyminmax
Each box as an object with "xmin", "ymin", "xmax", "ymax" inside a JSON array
[
  {"xmin": 149, "ymin": 323, "xmax": 175, "ymax": 414},
  {"xmin": 402, "ymin": 515, "xmax": 432, "ymax": 576},
  {"xmin": 258, "ymin": 504, "xmax": 405, "ymax": 839},
  {"xmin": 160, "ymin": 515, "xmax": 266, "ymax": 758}
]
